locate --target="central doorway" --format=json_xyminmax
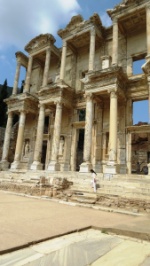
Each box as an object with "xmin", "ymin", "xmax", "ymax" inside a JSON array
[
  {"xmin": 76, "ymin": 129, "xmax": 84, "ymax": 171},
  {"xmin": 41, "ymin": 140, "xmax": 47, "ymax": 170}
]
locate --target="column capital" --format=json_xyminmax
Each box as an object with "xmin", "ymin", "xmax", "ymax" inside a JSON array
[
  {"xmin": 108, "ymin": 88, "xmax": 117, "ymax": 94},
  {"xmin": 7, "ymin": 111, "xmax": 13, "ymax": 117},
  {"xmin": 84, "ymin": 93, "xmax": 93, "ymax": 101},
  {"xmin": 112, "ymin": 17, "xmax": 118, "ymax": 24},
  {"xmin": 55, "ymin": 100, "xmax": 63, "ymax": 108},
  {"xmin": 90, "ymin": 27, "xmax": 96, "ymax": 36},
  {"xmin": 110, "ymin": 90, "xmax": 118, "ymax": 99},
  {"xmin": 38, "ymin": 103, "xmax": 45, "ymax": 109},
  {"xmin": 62, "ymin": 40, "xmax": 67, "ymax": 47}
]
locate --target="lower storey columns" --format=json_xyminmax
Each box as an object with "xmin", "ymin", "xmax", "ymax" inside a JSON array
[
  {"xmin": 0, "ymin": 112, "xmax": 13, "ymax": 170},
  {"xmin": 80, "ymin": 94, "xmax": 93, "ymax": 172},
  {"xmin": 104, "ymin": 90, "xmax": 118, "ymax": 177},
  {"xmin": 30, "ymin": 104, "xmax": 45, "ymax": 170},
  {"xmin": 11, "ymin": 111, "xmax": 26, "ymax": 169},
  {"xmin": 48, "ymin": 101, "xmax": 63, "ymax": 171}
]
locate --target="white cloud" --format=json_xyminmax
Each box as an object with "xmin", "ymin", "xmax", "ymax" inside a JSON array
[{"xmin": 0, "ymin": 0, "xmax": 80, "ymax": 50}]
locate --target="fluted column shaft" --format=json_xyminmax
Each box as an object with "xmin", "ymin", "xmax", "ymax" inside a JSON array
[
  {"xmin": 146, "ymin": 4, "xmax": 150, "ymax": 55},
  {"xmin": 14, "ymin": 111, "xmax": 26, "ymax": 162},
  {"xmin": 112, "ymin": 19, "xmax": 118, "ymax": 65},
  {"xmin": 33, "ymin": 104, "xmax": 45, "ymax": 162},
  {"xmin": 12, "ymin": 61, "xmax": 21, "ymax": 95},
  {"xmin": 51, "ymin": 102, "xmax": 62, "ymax": 161},
  {"xmin": 24, "ymin": 56, "xmax": 33, "ymax": 92},
  {"xmin": 89, "ymin": 28, "xmax": 96, "ymax": 71},
  {"xmin": 1, "ymin": 112, "xmax": 13, "ymax": 161},
  {"xmin": 109, "ymin": 91, "xmax": 118, "ymax": 162},
  {"xmin": 83, "ymin": 94, "xmax": 93, "ymax": 162},
  {"xmin": 60, "ymin": 41, "xmax": 67, "ymax": 80},
  {"xmin": 42, "ymin": 48, "xmax": 51, "ymax": 86}
]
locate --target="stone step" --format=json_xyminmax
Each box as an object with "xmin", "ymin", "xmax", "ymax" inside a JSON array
[{"xmin": 70, "ymin": 196, "xmax": 97, "ymax": 204}]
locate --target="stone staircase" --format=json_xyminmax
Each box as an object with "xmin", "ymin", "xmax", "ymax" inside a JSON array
[{"xmin": 1, "ymin": 170, "xmax": 150, "ymax": 213}]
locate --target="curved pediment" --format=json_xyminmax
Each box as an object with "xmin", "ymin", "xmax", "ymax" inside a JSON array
[{"xmin": 25, "ymin": 34, "xmax": 56, "ymax": 53}]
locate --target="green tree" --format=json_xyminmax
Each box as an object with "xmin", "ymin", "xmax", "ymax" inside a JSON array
[{"xmin": 0, "ymin": 79, "xmax": 8, "ymax": 127}]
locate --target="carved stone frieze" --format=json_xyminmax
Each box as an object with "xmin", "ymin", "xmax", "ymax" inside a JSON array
[{"xmin": 5, "ymin": 93, "xmax": 38, "ymax": 114}]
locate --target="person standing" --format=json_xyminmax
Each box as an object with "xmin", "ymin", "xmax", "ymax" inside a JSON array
[{"xmin": 90, "ymin": 169, "xmax": 97, "ymax": 192}]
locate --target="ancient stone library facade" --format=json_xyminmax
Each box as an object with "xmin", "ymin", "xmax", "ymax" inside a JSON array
[{"xmin": 1, "ymin": 0, "xmax": 150, "ymax": 177}]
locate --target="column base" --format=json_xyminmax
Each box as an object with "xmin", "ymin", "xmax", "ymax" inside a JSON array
[
  {"xmin": 48, "ymin": 161, "xmax": 60, "ymax": 171},
  {"xmin": 79, "ymin": 162, "xmax": 92, "ymax": 173},
  {"xmin": 119, "ymin": 164, "xmax": 127, "ymax": 174},
  {"xmin": 60, "ymin": 163, "xmax": 70, "ymax": 171},
  {"xmin": 0, "ymin": 160, "xmax": 10, "ymax": 170},
  {"xmin": 10, "ymin": 161, "xmax": 22, "ymax": 170},
  {"xmin": 103, "ymin": 161, "xmax": 119, "ymax": 180},
  {"xmin": 30, "ymin": 161, "xmax": 43, "ymax": 170},
  {"xmin": 93, "ymin": 162, "xmax": 103, "ymax": 173}
]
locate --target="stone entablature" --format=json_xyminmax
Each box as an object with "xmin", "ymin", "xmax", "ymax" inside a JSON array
[{"xmin": 5, "ymin": 93, "xmax": 38, "ymax": 114}]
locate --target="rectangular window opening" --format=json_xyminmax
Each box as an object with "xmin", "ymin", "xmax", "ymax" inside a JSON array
[
  {"xmin": 78, "ymin": 109, "xmax": 86, "ymax": 121},
  {"xmin": 132, "ymin": 56, "xmax": 145, "ymax": 75},
  {"xmin": 133, "ymin": 100, "xmax": 149, "ymax": 125}
]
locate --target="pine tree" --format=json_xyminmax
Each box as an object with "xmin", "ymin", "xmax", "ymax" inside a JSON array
[{"xmin": 0, "ymin": 79, "xmax": 8, "ymax": 127}]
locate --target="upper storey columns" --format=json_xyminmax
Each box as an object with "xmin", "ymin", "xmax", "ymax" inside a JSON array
[
  {"xmin": 42, "ymin": 48, "xmax": 51, "ymax": 87},
  {"xmin": 12, "ymin": 59, "xmax": 21, "ymax": 95},
  {"xmin": 23, "ymin": 47, "xmax": 52, "ymax": 92},
  {"xmin": 146, "ymin": 4, "xmax": 150, "ymax": 57},
  {"xmin": 60, "ymin": 27, "xmax": 96, "ymax": 80},
  {"xmin": 24, "ymin": 55, "xmax": 33, "ymax": 93},
  {"xmin": 112, "ymin": 18, "xmax": 118, "ymax": 65},
  {"xmin": 89, "ymin": 28, "xmax": 96, "ymax": 71},
  {"xmin": 60, "ymin": 40, "xmax": 67, "ymax": 80}
]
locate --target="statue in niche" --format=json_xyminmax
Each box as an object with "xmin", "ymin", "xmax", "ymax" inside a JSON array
[
  {"xmin": 24, "ymin": 140, "xmax": 30, "ymax": 157},
  {"xmin": 59, "ymin": 136, "xmax": 65, "ymax": 156}
]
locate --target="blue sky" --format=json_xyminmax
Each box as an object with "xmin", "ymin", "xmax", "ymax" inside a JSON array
[{"xmin": 0, "ymin": 0, "xmax": 148, "ymax": 124}]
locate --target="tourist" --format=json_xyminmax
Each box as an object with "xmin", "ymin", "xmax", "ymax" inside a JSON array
[{"xmin": 90, "ymin": 169, "xmax": 97, "ymax": 192}]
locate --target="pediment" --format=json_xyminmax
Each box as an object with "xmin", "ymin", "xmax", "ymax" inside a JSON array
[{"xmin": 25, "ymin": 34, "xmax": 56, "ymax": 53}]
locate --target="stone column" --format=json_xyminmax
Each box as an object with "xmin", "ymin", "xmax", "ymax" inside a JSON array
[
  {"xmin": 11, "ymin": 111, "xmax": 26, "ymax": 169},
  {"xmin": 126, "ymin": 132, "xmax": 132, "ymax": 174},
  {"xmin": 0, "ymin": 112, "xmax": 13, "ymax": 170},
  {"xmin": 89, "ymin": 28, "xmax": 96, "ymax": 71},
  {"xmin": 104, "ymin": 90, "xmax": 118, "ymax": 177},
  {"xmin": 42, "ymin": 48, "xmax": 51, "ymax": 87},
  {"xmin": 146, "ymin": 4, "xmax": 150, "ymax": 56},
  {"xmin": 109, "ymin": 91, "xmax": 118, "ymax": 162},
  {"xmin": 48, "ymin": 101, "xmax": 63, "ymax": 171},
  {"xmin": 24, "ymin": 55, "xmax": 33, "ymax": 93},
  {"xmin": 12, "ymin": 60, "xmax": 21, "ymax": 95},
  {"xmin": 127, "ymin": 57, "xmax": 133, "ymax": 77},
  {"xmin": 30, "ymin": 104, "xmax": 45, "ymax": 170},
  {"xmin": 112, "ymin": 18, "xmax": 118, "ymax": 65},
  {"xmin": 94, "ymin": 104, "xmax": 103, "ymax": 173},
  {"xmin": 80, "ymin": 94, "xmax": 93, "ymax": 172},
  {"xmin": 60, "ymin": 40, "xmax": 67, "ymax": 80}
]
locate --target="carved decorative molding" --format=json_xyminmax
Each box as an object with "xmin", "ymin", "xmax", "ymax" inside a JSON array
[{"xmin": 25, "ymin": 34, "xmax": 56, "ymax": 53}]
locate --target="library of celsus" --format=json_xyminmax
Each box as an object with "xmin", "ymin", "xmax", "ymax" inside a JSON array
[{"xmin": 1, "ymin": 0, "xmax": 150, "ymax": 178}]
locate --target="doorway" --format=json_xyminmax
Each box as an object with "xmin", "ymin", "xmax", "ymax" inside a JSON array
[
  {"xmin": 76, "ymin": 129, "xmax": 84, "ymax": 171},
  {"xmin": 41, "ymin": 140, "xmax": 47, "ymax": 169}
]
